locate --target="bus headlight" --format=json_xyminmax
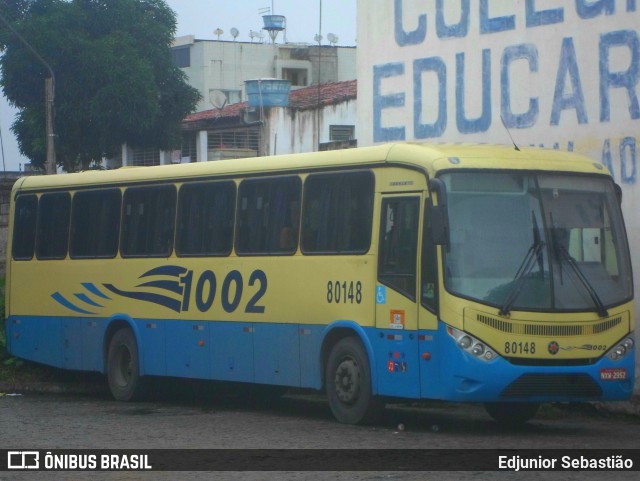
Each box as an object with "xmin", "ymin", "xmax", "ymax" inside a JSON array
[
  {"xmin": 608, "ymin": 337, "xmax": 635, "ymax": 361},
  {"xmin": 447, "ymin": 326, "xmax": 496, "ymax": 362}
]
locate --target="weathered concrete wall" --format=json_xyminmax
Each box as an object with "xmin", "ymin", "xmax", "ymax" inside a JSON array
[{"xmin": 357, "ymin": 0, "xmax": 639, "ymax": 386}]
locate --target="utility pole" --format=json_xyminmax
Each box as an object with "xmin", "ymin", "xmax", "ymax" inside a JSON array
[{"xmin": 0, "ymin": 11, "xmax": 56, "ymax": 174}]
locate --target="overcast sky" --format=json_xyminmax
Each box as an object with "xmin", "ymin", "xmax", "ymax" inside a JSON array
[{"xmin": 0, "ymin": 0, "xmax": 357, "ymax": 172}]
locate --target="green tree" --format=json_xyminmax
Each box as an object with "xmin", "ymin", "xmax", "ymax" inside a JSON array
[{"xmin": 0, "ymin": 0, "xmax": 200, "ymax": 172}]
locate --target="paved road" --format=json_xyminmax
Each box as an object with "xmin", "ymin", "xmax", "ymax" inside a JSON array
[{"xmin": 1, "ymin": 379, "xmax": 639, "ymax": 480}]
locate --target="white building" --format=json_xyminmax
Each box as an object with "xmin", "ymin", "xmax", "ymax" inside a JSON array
[
  {"xmin": 116, "ymin": 35, "xmax": 358, "ymax": 167},
  {"xmin": 172, "ymin": 35, "xmax": 357, "ymax": 112}
]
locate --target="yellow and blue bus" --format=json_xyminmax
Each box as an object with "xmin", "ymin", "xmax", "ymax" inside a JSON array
[{"xmin": 4, "ymin": 143, "xmax": 635, "ymax": 424}]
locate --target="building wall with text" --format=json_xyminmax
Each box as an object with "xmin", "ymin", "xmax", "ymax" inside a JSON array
[{"xmin": 357, "ymin": 0, "xmax": 639, "ymax": 383}]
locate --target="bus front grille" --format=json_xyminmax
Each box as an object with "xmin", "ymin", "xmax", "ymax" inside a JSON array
[
  {"xmin": 499, "ymin": 374, "xmax": 602, "ymax": 399},
  {"xmin": 477, "ymin": 314, "xmax": 622, "ymax": 337}
]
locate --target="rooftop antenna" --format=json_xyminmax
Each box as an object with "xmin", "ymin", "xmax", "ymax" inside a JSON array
[
  {"xmin": 214, "ymin": 28, "xmax": 223, "ymax": 40},
  {"xmin": 230, "ymin": 27, "xmax": 239, "ymax": 41},
  {"xmin": 327, "ymin": 33, "xmax": 338, "ymax": 46}
]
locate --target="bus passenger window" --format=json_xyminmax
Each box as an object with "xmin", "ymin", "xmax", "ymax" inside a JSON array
[
  {"xmin": 121, "ymin": 185, "xmax": 176, "ymax": 257},
  {"xmin": 378, "ymin": 197, "xmax": 419, "ymax": 300},
  {"xmin": 235, "ymin": 176, "xmax": 301, "ymax": 255},
  {"xmin": 176, "ymin": 181, "xmax": 235, "ymax": 256},
  {"xmin": 70, "ymin": 189, "xmax": 121, "ymax": 258},
  {"xmin": 12, "ymin": 195, "xmax": 38, "ymax": 260},
  {"xmin": 301, "ymin": 171, "xmax": 374, "ymax": 254},
  {"xmin": 36, "ymin": 192, "xmax": 71, "ymax": 260}
]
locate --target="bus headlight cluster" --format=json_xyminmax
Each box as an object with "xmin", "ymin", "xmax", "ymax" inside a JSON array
[
  {"xmin": 608, "ymin": 337, "xmax": 634, "ymax": 361},
  {"xmin": 446, "ymin": 326, "xmax": 496, "ymax": 362}
]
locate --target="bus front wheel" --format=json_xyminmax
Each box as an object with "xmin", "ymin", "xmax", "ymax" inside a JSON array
[
  {"xmin": 484, "ymin": 402, "xmax": 540, "ymax": 425},
  {"xmin": 107, "ymin": 328, "xmax": 146, "ymax": 401},
  {"xmin": 326, "ymin": 337, "xmax": 384, "ymax": 425}
]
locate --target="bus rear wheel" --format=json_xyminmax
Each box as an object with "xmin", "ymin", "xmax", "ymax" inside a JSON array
[
  {"xmin": 326, "ymin": 337, "xmax": 384, "ymax": 425},
  {"xmin": 484, "ymin": 402, "xmax": 540, "ymax": 425},
  {"xmin": 107, "ymin": 327, "xmax": 146, "ymax": 401}
]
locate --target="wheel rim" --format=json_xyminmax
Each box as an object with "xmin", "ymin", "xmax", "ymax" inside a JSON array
[{"xmin": 333, "ymin": 356, "xmax": 361, "ymax": 405}]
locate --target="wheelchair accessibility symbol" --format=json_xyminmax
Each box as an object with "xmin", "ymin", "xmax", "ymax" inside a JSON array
[{"xmin": 376, "ymin": 286, "xmax": 387, "ymax": 304}]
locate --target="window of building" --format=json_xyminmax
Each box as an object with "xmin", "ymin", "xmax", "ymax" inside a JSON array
[
  {"xmin": 130, "ymin": 147, "xmax": 160, "ymax": 167},
  {"xmin": 181, "ymin": 132, "xmax": 198, "ymax": 162},
  {"xmin": 330, "ymin": 125, "xmax": 355, "ymax": 142},
  {"xmin": 282, "ymin": 68, "xmax": 309, "ymax": 86},
  {"xmin": 70, "ymin": 189, "xmax": 121, "ymax": 258},
  {"xmin": 208, "ymin": 128, "xmax": 260, "ymax": 153},
  {"xmin": 36, "ymin": 192, "xmax": 71, "ymax": 260},
  {"xmin": 236, "ymin": 177, "xmax": 301, "ymax": 255},
  {"xmin": 172, "ymin": 46, "xmax": 191, "ymax": 68},
  {"xmin": 378, "ymin": 197, "xmax": 420, "ymax": 300},
  {"xmin": 12, "ymin": 194, "xmax": 38, "ymax": 260},
  {"xmin": 176, "ymin": 181, "xmax": 236, "ymax": 256},
  {"xmin": 301, "ymin": 171, "xmax": 374, "ymax": 254},
  {"xmin": 121, "ymin": 185, "xmax": 176, "ymax": 257}
]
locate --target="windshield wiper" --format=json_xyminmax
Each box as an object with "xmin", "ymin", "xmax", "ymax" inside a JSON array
[
  {"xmin": 554, "ymin": 243, "xmax": 609, "ymax": 318},
  {"xmin": 499, "ymin": 211, "xmax": 544, "ymax": 316}
]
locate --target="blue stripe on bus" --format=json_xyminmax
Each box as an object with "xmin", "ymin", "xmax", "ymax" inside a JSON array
[
  {"xmin": 102, "ymin": 284, "xmax": 182, "ymax": 313},
  {"xmin": 136, "ymin": 280, "xmax": 183, "ymax": 295},
  {"xmin": 5, "ymin": 316, "xmax": 634, "ymax": 403},
  {"xmin": 81, "ymin": 283, "xmax": 111, "ymax": 300},
  {"xmin": 73, "ymin": 293, "xmax": 103, "ymax": 308},
  {"xmin": 139, "ymin": 265, "xmax": 188, "ymax": 278},
  {"xmin": 50, "ymin": 292, "xmax": 95, "ymax": 315}
]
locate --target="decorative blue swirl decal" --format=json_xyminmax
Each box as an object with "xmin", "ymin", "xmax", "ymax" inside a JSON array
[
  {"xmin": 52, "ymin": 265, "xmax": 188, "ymax": 314},
  {"xmin": 102, "ymin": 284, "xmax": 182, "ymax": 313},
  {"xmin": 81, "ymin": 283, "xmax": 111, "ymax": 300},
  {"xmin": 51, "ymin": 292, "xmax": 95, "ymax": 315}
]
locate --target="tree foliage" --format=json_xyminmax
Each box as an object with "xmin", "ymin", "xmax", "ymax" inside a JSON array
[{"xmin": 0, "ymin": 0, "xmax": 201, "ymax": 171}]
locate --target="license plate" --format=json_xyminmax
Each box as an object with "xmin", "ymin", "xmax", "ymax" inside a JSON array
[{"xmin": 600, "ymin": 368, "xmax": 627, "ymax": 381}]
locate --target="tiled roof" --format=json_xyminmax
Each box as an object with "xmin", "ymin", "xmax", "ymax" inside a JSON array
[
  {"xmin": 289, "ymin": 79, "xmax": 357, "ymax": 110},
  {"xmin": 183, "ymin": 79, "xmax": 357, "ymax": 124}
]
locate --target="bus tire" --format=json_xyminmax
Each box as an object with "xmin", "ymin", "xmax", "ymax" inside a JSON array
[
  {"xmin": 484, "ymin": 402, "xmax": 540, "ymax": 425},
  {"xmin": 107, "ymin": 327, "xmax": 146, "ymax": 401},
  {"xmin": 326, "ymin": 337, "xmax": 384, "ymax": 425}
]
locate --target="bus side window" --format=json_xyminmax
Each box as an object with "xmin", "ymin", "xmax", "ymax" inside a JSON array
[
  {"xmin": 121, "ymin": 185, "xmax": 176, "ymax": 257},
  {"xmin": 235, "ymin": 176, "xmax": 301, "ymax": 255},
  {"xmin": 12, "ymin": 194, "xmax": 38, "ymax": 261},
  {"xmin": 70, "ymin": 189, "xmax": 121, "ymax": 259},
  {"xmin": 301, "ymin": 171, "xmax": 374, "ymax": 254},
  {"xmin": 36, "ymin": 192, "xmax": 71, "ymax": 260},
  {"xmin": 378, "ymin": 197, "xmax": 420, "ymax": 300},
  {"xmin": 176, "ymin": 181, "xmax": 236, "ymax": 256}
]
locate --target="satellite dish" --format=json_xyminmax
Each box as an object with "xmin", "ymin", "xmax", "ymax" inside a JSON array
[
  {"xmin": 327, "ymin": 33, "xmax": 338, "ymax": 45},
  {"xmin": 314, "ymin": 34, "xmax": 323, "ymax": 44},
  {"xmin": 214, "ymin": 28, "xmax": 224, "ymax": 40},
  {"xmin": 230, "ymin": 27, "xmax": 239, "ymax": 40},
  {"xmin": 209, "ymin": 90, "xmax": 228, "ymax": 110}
]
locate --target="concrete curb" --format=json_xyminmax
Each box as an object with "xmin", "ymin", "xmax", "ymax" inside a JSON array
[{"xmin": 595, "ymin": 396, "xmax": 640, "ymax": 417}]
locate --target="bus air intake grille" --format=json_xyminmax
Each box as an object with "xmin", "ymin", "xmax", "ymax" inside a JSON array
[
  {"xmin": 500, "ymin": 374, "xmax": 602, "ymax": 399},
  {"xmin": 476, "ymin": 315, "xmax": 622, "ymax": 337}
]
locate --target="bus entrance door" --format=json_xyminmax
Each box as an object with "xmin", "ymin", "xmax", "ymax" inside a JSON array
[{"xmin": 375, "ymin": 195, "xmax": 421, "ymax": 398}]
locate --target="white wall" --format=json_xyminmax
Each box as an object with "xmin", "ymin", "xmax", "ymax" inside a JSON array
[
  {"xmin": 266, "ymin": 100, "xmax": 357, "ymax": 155},
  {"xmin": 357, "ymin": 0, "xmax": 639, "ymax": 382}
]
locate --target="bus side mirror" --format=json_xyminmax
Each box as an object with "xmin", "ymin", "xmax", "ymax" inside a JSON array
[
  {"xmin": 428, "ymin": 178, "xmax": 449, "ymax": 246},
  {"xmin": 430, "ymin": 203, "xmax": 449, "ymax": 245}
]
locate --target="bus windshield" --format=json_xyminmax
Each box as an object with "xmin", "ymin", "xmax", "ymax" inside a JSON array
[{"xmin": 441, "ymin": 172, "xmax": 632, "ymax": 314}]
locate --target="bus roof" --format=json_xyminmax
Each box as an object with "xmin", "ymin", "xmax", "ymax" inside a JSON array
[{"xmin": 13, "ymin": 142, "xmax": 609, "ymax": 193}]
